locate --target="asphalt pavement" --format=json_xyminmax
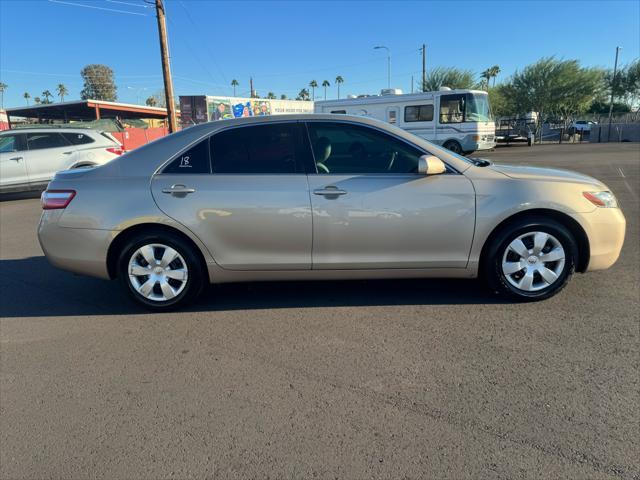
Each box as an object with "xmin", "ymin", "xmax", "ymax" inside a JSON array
[{"xmin": 1, "ymin": 142, "xmax": 638, "ymax": 479}]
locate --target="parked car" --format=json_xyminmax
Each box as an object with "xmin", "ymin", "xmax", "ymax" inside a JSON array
[
  {"xmin": 0, "ymin": 127, "xmax": 123, "ymax": 193},
  {"xmin": 572, "ymin": 120, "xmax": 597, "ymax": 132},
  {"xmin": 38, "ymin": 115, "xmax": 625, "ymax": 310}
]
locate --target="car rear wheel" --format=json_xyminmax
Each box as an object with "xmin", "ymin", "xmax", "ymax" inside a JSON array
[
  {"xmin": 483, "ymin": 217, "xmax": 577, "ymax": 301},
  {"xmin": 117, "ymin": 232, "xmax": 205, "ymax": 310}
]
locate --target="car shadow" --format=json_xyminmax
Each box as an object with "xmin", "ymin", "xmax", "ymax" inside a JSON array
[
  {"xmin": 0, "ymin": 190, "xmax": 42, "ymax": 202},
  {"xmin": 0, "ymin": 256, "xmax": 512, "ymax": 318}
]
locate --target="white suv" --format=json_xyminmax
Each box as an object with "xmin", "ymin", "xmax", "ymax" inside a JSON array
[{"xmin": 0, "ymin": 128, "xmax": 123, "ymax": 193}]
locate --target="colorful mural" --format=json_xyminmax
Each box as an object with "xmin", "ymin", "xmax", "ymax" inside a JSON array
[{"xmin": 208, "ymin": 99, "xmax": 233, "ymax": 121}]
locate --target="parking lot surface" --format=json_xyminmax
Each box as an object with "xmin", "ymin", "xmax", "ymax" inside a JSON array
[{"xmin": 1, "ymin": 143, "xmax": 639, "ymax": 479}]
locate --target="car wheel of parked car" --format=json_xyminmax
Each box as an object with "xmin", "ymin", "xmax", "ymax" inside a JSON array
[
  {"xmin": 443, "ymin": 140, "xmax": 463, "ymax": 155},
  {"xmin": 117, "ymin": 232, "xmax": 205, "ymax": 310},
  {"xmin": 483, "ymin": 217, "xmax": 577, "ymax": 301}
]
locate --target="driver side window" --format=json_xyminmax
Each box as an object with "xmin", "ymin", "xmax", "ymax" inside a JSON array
[{"xmin": 306, "ymin": 122, "xmax": 424, "ymax": 174}]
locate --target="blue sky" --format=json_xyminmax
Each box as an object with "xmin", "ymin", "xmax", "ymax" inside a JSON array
[{"xmin": 1, "ymin": 0, "xmax": 639, "ymax": 107}]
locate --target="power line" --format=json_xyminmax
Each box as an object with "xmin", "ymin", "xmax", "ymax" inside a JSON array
[{"xmin": 47, "ymin": 0, "xmax": 151, "ymax": 16}]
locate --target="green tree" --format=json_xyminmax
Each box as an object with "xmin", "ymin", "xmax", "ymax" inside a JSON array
[
  {"xmin": 489, "ymin": 65, "xmax": 501, "ymax": 86},
  {"xmin": 309, "ymin": 80, "xmax": 318, "ymax": 101},
  {"xmin": 506, "ymin": 57, "xmax": 604, "ymax": 128},
  {"xmin": 266, "ymin": 92, "xmax": 276, "ymax": 99},
  {"xmin": 322, "ymin": 79, "xmax": 330, "ymax": 100},
  {"xmin": 23, "ymin": 92, "xmax": 31, "ymax": 105},
  {"xmin": 42, "ymin": 90, "xmax": 53, "ymax": 104},
  {"xmin": 488, "ymin": 85, "xmax": 516, "ymax": 117},
  {"xmin": 422, "ymin": 67, "xmax": 475, "ymax": 91},
  {"xmin": 145, "ymin": 96, "xmax": 157, "ymax": 107},
  {"xmin": 0, "ymin": 82, "xmax": 7, "ymax": 109},
  {"xmin": 296, "ymin": 88, "xmax": 310, "ymax": 101},
  {"xmin": 231, "ymin": 79, "xmax": 239, "ymax": 97},
  {"xmin": 56, "ymin": 83, "xmax": 68, "ymax": 102},
  {"xmin": 280, "ymin": 94, "xmax": 287, "ymax": 100},
  {"xmin": 335, "ymin": 75, "xmax": 344, "ymax": 99},
  {"xmin": 34, "ymin": 96, "xmax": 41, "ymax": 104},
  {"xmin": 80, "ymin": 64, "xmax": 117, "ymax": 101},
  {"xmin": 480, "ymin": 69, "xmax": 492, "ymax": 91}
]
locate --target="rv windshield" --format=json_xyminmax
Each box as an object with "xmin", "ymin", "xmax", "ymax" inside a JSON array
[{"xmin": 465, "ymin": 93, "xmax": 492, "ymax": 122}]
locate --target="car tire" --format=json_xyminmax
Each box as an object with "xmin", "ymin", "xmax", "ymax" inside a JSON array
[
  {"xmin": 483, "ymin": 217, "xmax": 578, "ymax": 301},
  {"xmin": 117, "ymin": 232, "xmax": 205, "ymax": 311},
  {"xmin": 443, "ymin": 140, "xmax": 463, "ymax": 155}
]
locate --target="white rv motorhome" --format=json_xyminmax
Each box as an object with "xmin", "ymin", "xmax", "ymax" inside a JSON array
[{"xmin": 314, "ymin": 88, "xmax": 495, "ymax": 154}]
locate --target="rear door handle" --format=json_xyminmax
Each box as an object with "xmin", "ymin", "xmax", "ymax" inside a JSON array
[
  {"xmin": 313, "ymin": 186, "xmax": 347, "ymax": 196},
  {"xmin": 62, "ymin": 151, "xmax": 74, "ymax": 155},
  {"xmin": 9, "ymin": 156, "xmax": 23, "ymax": 162},
  {"xmin": 162, "ymin": 184, "xmax": 196, "ymax": 195}
]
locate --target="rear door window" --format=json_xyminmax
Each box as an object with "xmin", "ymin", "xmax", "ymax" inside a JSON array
[
  {"xmin": 61, "ymin": 132, "xmax": 95, "ymax": 145},
  {"xmin": 26, "ymin": 132, "xmax": 70, "ymax": 150},
  {"xmin": 210, "ymin": 123, "xmax": 301, "ymax": 174}
]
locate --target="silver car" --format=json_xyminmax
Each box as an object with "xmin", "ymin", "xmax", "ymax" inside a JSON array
[
  {"xmin": 0, "ymin": 127, "xmax": 123, "ymax": 193},
  {"xmin": 37, "ymin": 115, "xmax": 626, "ymax": 310}
]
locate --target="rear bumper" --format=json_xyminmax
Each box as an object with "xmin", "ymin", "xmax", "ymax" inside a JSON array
[
  {"xmin": 570, "ymin": 207, "xmax": 626, "ymax": 271},
  {"xmin": 38, "ymin": 210, "xmax": 113, "ymax": 279}
]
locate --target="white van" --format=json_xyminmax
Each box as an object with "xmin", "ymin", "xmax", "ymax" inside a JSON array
[{"xmin": 315, "ymin": 88, "xmax": 496, "ymax": 154}]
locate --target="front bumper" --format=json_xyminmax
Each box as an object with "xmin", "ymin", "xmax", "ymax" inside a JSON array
[
  {"xmin": 38, "ymin": 210, "xmax": 114, "ymax": 279},
  {"xmin": 570, "ymin": 207, "xmax": 626, "ymax": 271},
  {"xmin": 462, "ymin": 134, "xmax": 496, "ymax": 152}
]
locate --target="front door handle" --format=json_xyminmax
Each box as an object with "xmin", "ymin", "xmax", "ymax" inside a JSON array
[
  {"xmin": 162, "ymin": 184, "xmax": 196, "ymax": 196},
  {"xmin": 9, "ymin": 156, "xmax": 23, "ymax": 162},
  {"xmin": 313, "ymin": 186, "xmax": 347, "ymax": 196}
]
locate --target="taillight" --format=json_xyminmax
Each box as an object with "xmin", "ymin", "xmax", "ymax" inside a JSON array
[
  {"xmin": 106, "ymin": 146, "xmax": 124, "ymax": 155},
  {"xmin": 41, "ymin": 190, "xmax": 76, "ymax": 210}
]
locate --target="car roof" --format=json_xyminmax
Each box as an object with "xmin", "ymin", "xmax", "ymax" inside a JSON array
[{"xmin": 0, "ymin": 127, "xmax": 103, "ymax": 135}]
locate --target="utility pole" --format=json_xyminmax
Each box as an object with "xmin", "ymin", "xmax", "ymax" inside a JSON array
[
  {"xmin": 421, "ymin": 44, "xmax": 426, "ymax": 92},
  {"xmin": 155, "ymin": 0, "xmax": 177, "ymax": 133},
  {"xmin": 411, "ymin": 75, "xmax": 414, "ymax": 94},
  {"xmin": 250, "ymin": 77, "xmax": 254, "ymax": 98},
  {"xmin": 607, "ymin": 46, "xmax": 621, "ymax": 142}
]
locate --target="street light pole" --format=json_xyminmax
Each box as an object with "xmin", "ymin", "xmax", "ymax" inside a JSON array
[
  {"xmin": 607, "ymin": 46, "xmax": 621, "ymax": 142},
  {"xmin": 374, "ymin": 46, "xmax": 391, "ymax": 89}
]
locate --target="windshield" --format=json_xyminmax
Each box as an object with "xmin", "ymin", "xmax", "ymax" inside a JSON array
[
  {"xmin": 439, "ymin": 93, "xmax": 493, "ymax": 123},
  {"xmin": 465, "ymin": 93, "xmax": 492, "ymax": 122}
]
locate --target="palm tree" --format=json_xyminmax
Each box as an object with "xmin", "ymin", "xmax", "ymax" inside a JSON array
[
  {"xmin": 297, "ymin": 88, "xmax": 310, "ymax": 101},
  {"xmin": 480, "ymin": 69, "xmax": 492, "ymax": 91},
  {"xmin": 0, "ymin": 82, "xmax": 7, "ymax": 109},
  {"xmin": 231, "ymin": 79, "xmax": 239, "ymax": 96},
  {"xmin": 23, "ymin": 92, "xmax": 31, "ymax": 105},
  {"xmin": 309, "ymin": 80, "xmax": 318, "ymax": 101},
  {"xmin": 145, "ymin": 96, "xmax": 157, "ymax": 107},
  {"xmin": 489, "ymin": 65, "xmax": 501, "ymax": 87},
  {"xmin": 322, "ymin": 80, "xmax": 330, "ymax": 100},
  {"xmin": 266, "ymin": 92, "xmax": 276, "ymax": 99},
  {"xmin": 34, "ymin": 96, "xmax": 41, "ymax": 104},
  {"xmin": 42, "ymin": 90, "xmax": 53, "ymax": 103},
  {"xmin": 56, "ymin": 83, "xmax": 68, "ymax": 102},
  {"xmin": 280, "ymin": 94, "xmax": 287, "ymax": 100},
  {"xmin": 335, "ymin": 76, "xmax": 344, "ymax": 99}
]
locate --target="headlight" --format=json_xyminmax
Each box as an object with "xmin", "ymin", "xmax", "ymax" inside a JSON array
[{"xmin": 583, "ymin": 191, "xmax": 618, "ymax": 208}]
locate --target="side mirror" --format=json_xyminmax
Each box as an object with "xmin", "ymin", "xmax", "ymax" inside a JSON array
[{"xmin": 418, "ymin": 155, "xmax": 446, "ymax": 175}]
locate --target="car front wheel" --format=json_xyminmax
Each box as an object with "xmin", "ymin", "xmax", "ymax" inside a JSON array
[
  {"xmin": 483, "ymin": 217, "xmax": 578, "ymax": 301},
  {"xmin": 117, "ymin": 232, "xmax": 205, "ymax": 310}
]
